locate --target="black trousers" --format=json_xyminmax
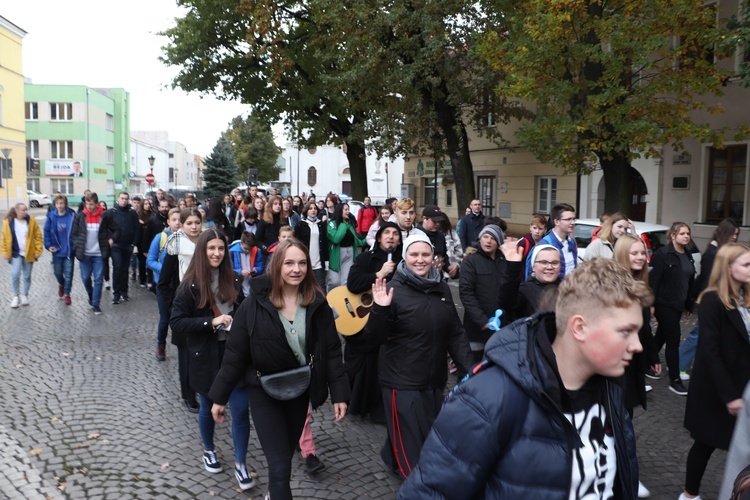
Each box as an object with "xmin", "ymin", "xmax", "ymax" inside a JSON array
[
  {"xmin": 381, "ymin": 387, "xmax": 443, "ymax": 479},
  {"xmin": 110, "ymin": 244, "xmax": 133, "ymax": 298},
  {"xmin": 654, "ymin": 306, "xmax": 683, "ymax": 382},
  {"xmin": 248, "ymin": 386, "xmax": 309, "ymax": 500},
  {"xmin": 685, "ymin": 440, "xmax": 716, "ymax": 495}
]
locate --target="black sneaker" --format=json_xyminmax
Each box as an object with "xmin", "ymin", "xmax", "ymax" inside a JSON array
[
  {"xmin": 234, "ymin": 464, "xmax": 256, "ymax": 491},
  {"xmin": 305, "ymin": 454, "xmax": 325, "ymax": 475},
  {"xmin": 669, "ymin": 380, "xmax": 688, "ymax": 396},
  {"xmin": 121, "ymin": 294, "xmax": 129, "ymax": 302},
  {"xmin": 184, "ymin": 399, "xmax": 199, "ymax": 413},
  {"xmin": 644, "ymin": 368, "xmax": 662, "ymax": 380},
  {"xmin": 203, "ymin": 449, "xmax": 222, "ymax": 473},
  {"xmin": 92, "ymin": 306, "xmax": 103, "ymax": 315},
  {"xmin": 112, "ymin": 294, "xmax": 121, "ymax": 305}
]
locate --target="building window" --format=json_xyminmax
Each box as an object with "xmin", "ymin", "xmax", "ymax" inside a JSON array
[
  {"xmin": 50, "ymin": 140, "xmax": 74, "ymax": 159},
  {"xmin": 422, "ymin": 177, "xmax": 439, "ymax": 206},
  {"xmin": 106, "ymin": 180, "xmax": 115, "ymax": 196},
  {"xmin": 49, "ymin": 102, "xmax": 73, "ymax": 121},
  {"xmin": 446, "ymin": 188, "xmax": 453, "ymax": 207},
  {"xmin": 706, "ymin": 145, "xmax": 747, "ymax": 223},
  {"xmin": 27, "ymin": 179, "xmax": 40, "ymax": 192},
  {"xmin": 105, "ymin": 113, "xmax": 114, "ymax": 131},
  {"xmin": 25, "ymin": 102, "xmax": 38, "ymax": 120},
  {"xmin": 168, "ymin": 168, "xmax": 174, "ymax": 183},
  {"xmin": 537, "ymin": 176, "xmax": 557, "ymax": 214},
  {"xmin": 307, "ymin": 166, "xmax": 317, "ymax": 186},
  {"xmin": 168, "ymin": 153, "xmax": 174, "ymax": 159},
  {"xmin": 26, "ymin": 140, "xmax": 39, "ymax": 159},
  {"xmin": 51, "ymin": 178, "xmax": 75, "ymax": 195},
  {"xmin": 106, "ymin": 147, "xmax": 114, "ymax": 164}
]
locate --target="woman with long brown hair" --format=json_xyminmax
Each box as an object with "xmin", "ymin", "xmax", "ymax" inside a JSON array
[
  {"xmin": 584, "ymin": 212, "xmax": 633, "ymax": 260},
  {"xmin": 170, "ymin": 229, "xmax": 256, "ymax": 491},
  {"xmin": 649, "ymin": 221, "xmax": 696, "ymax": 396},
  {"xmin": 257, "ymin": 195, "xmax": 282, "ymax": 254},
  {"xmin": 209, "ymin": 238, "xmax": 349, "ymax": 500}
]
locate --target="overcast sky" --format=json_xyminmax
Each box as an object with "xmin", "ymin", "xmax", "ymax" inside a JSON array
[{"xmin": 5, "ymin": 0, "xmax": 285, "ymax": 156}]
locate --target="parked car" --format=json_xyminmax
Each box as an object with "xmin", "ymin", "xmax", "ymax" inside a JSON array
[
  {"xmin": 27, "ymin": 190, "xmax": 51, "ymax": 208},
  {"xmin": 347, "ymin": 200, "xmax": 365, "ymax": 222},
  {"xmin": 574, "ymin": 218, "xmax": 702, "ymax": 275}
]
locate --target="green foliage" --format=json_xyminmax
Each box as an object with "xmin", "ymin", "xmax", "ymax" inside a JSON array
[
  {"xmin": 483, "ymin": 0, "xmax": 733, "ymax": 173},
  {"xmin": 718, "ymin": 0, "xmax": 750, "ymax": 87},
  {"xmin": 226, "ymin": 114, "xmax": 281, "ymax": 183},
  {"xmin": 203, "ymin": 134, "xmax": 239, "ymax": 197}
]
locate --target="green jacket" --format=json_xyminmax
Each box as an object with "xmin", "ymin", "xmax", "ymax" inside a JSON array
[{"xmin": 327, "ymin": 220, "xmax": 366, "ymax": 271}]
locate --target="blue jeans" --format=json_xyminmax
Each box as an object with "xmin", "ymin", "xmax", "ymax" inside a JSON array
[
  {"xmin": 52, "ymin": 256, "xmax": 75, "ymax": 295},
  {"xmin": 10, "ymin": 256, "xmax": 33, "ymax": 296},
  {"xmin": 155, "ymin": 288, "xmax": 170, "ymax": 346},
  {"xmin": 79, "ymin": 255, "xmax": 104, "ymax": 307},
  {"xmin": 679, "ymin": 322, "xmax": 699, "ymax": 372},
  {"xmin": 197, "ymin": 341, "xmax": 250, "ymax": 465}
]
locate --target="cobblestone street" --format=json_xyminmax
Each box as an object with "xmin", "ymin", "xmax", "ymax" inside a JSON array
[{"xmin": 0, "ymin": 210, "xmax": 727, "ymax": 499}]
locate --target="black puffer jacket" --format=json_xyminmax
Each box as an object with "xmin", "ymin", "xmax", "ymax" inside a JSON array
[
  {"xmin": 71, "ymin": 207, "xmax": 119, "ymax": 261},
  {"xmin": 459, "ymin": 249, "xmax": 521, "ymax": 344},
  {"xmin": 399, "ymin": 313, "xmax": 639, "ymax": 499},
  {"xmin": 513, "ymin": 276, "xmax": 560, "ymax": 320},
  {"xmin": 169, "ymin": 275, "xmax": 244, "ymax": 395},
  {"xmin": 362, "ymin": 271, "xmax": 473, "ymax": 390},
  {"xmin": 208, "ymin": 274, "xmax": 350, "ymax": 409}
]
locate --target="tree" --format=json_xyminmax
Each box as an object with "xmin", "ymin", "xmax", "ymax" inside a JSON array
[
  {"xmin": 203, "ymin": 134, "xmax": 239, "ymax": 197},
  {"xmin": 482, "ymin": 0, "xmax": 740, "ymax": 213},
  {"xmin": 225, "ymin": 114, "xmax": 281, "ymax": 184},
  {"xmin": 160, "ymin": 0, "xmax": 525, "ymax": 207}
]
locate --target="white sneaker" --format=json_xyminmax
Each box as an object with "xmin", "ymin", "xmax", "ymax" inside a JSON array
[
  {"xmin": 10, "ymin": 296, "xmax": 20, "ymax": 308},
  {"xmin": 104, "ymin": 280, "xmax": 111, "ymax": 290},
  {"xmin": 678, "ymin": 492, "xmax": 702, "ymax": 500},
  {"xmin": 20, "ymin": 295, "xmax": 29, "ymax": 306},
  {"xmin": 680, "ymin": 371, "xmax": 690, "ymax": 381},
  {"xmin": 645, "ymin": 384, "xmax": 653, "ymax": 393},
  {"xmin": 638, "ymin": 480, "xmax": 651, "ymax": 498}
]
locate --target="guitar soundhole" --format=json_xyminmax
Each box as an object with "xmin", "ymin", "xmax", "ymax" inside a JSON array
[{"xmin": 361, "ymin": 293, "xmax": 373, "ymax": 307}]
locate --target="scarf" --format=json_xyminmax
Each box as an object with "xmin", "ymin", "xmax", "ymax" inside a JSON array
[
  {"xmin": 307, "ymin": 215, "xmax": 318, "ymax": 223},
  {"xmin": 395, "ymin": 259, "xmax": 442, "ymax": 292}
]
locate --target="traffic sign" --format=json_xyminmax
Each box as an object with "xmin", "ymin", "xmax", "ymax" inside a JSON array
[{"xmin": 145, "ymin": 173, "xmax": 155, "ymax": 184}]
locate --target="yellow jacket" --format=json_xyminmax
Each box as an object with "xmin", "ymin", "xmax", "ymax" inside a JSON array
[{"xmin": 1, "ymin": 216, "xmax": 43, "ymax": 263}]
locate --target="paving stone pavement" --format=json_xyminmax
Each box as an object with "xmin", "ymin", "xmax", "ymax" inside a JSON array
[{"xmin": 0, "ymin": 210, "xmax": 728, "ymax": 499}]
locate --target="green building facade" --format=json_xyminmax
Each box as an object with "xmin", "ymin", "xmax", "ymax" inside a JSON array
[{"xmin": 24, "ymin": 84, "xmax": 130, "ymax": 206}]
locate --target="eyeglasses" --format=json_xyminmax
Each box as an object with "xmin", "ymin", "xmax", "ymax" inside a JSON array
[
  {"xmin": 535, "ymin": 260, "xmax": 561, "ymax": 268},
  {"xmin": 558, "ymin": 217, "xmax": 575, "ymax": 222}
]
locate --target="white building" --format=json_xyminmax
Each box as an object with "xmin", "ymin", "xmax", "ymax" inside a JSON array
[
  {"xmin": 131, "ymin": 131, "xmax": 200, "ymax": 191},
  {"xmin": 280, "ymin": 142, "xmax": 404, "ymax": 204}
]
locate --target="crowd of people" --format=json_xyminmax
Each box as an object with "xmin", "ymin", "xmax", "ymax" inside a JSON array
[{"xmin": 5, "ymin": 185, "xmax": 750, "ymax": 500}]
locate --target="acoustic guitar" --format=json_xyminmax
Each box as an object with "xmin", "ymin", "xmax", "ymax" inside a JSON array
[{"xmin": 326, "ymin": 286, "xmax": 374, "ymax": 336}]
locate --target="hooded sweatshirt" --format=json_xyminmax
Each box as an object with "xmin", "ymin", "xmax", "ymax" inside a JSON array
[{"xmin": 44, "ymin": 207, "xmax": 76, "ymax": 259}]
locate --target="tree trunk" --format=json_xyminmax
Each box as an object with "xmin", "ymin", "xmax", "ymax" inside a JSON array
[
  {"xmin": 344, "ymin": 140, "xmax": 368, "ymax": 201},
  {"xmin": 431, "ymin": 94, "xmax": 476, "ymax": 212},
  {"xmin": 599, "ymin": 154, "xmax": 633, "ymax": 215}
]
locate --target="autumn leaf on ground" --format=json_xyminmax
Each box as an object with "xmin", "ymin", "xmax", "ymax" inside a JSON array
[
  {"xmin": 71, "ymin": 443, "xmax": 90, "ymax": 449},
  {"xmin": 160, "ymin": 462, "xmax": 170, "ymax": 471},
  {"xmin": 87, "ymin": 433, "xmax": 100, "ymax": 439},
  {"xmin": 29, "ymin": 448, "xmax": 42, "ymax": 455}
]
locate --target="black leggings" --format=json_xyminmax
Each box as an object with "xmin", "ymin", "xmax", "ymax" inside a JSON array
[
  {"xmin": 685, "ymin": 440, "xmax": 715, "ymax": 495},
  {"xmin": 248, "ymin": 386, "xmax": 309, "ymax": 500},
  {"xmin": 654, "ymin": 306, "xmax": 683, "ymax": 382}
]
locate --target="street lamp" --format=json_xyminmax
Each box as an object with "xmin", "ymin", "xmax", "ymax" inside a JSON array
[
  {"xmin": 148, "ymin": 155, "xmax": 155, "ymax": 174},
  {"xmin": 1, "ymin": 148, "xmax": 11, "ymax": 211}
]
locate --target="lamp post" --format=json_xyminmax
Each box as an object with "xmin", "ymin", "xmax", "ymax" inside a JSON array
[
  {"xmin": 148, "ymin": 155, "xmax": 155, "ymax": 174},
  {"xmin": 1, "ymin": 148, "xmax": 11, "ymax": 211},
  {"xmin": 147, "ymin": 155, "xmax": 156, "ymax": 190}
]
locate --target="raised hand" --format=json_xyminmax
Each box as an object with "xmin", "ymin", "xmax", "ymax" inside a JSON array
[
  {"xmin": 372, "ymin": 277, "xmax": 394, "ymax": 307},
  {"xmin": 499, "ymin": 237, "xmax": 524, "ymax": 262}
]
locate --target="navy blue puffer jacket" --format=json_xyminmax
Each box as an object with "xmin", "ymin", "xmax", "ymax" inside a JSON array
[{"xmin": 398, "ymin": 312, "xmax": 639, "ymax": 499}]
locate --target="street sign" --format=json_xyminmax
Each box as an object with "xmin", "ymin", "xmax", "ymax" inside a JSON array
[{"xmin": 145, "ymin": 173, "xmax": 155, "ymax": 184}]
